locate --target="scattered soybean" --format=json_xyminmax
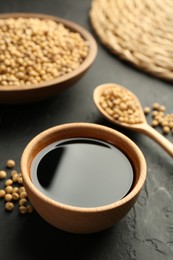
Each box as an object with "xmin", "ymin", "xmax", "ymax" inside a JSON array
[
  {"xmin": 0, "ymin": 159, "xmax": 33, "ymax": 214},
  {"xmin": 144, "ymin": 103, "xmax": 173, "ymax": 135}
]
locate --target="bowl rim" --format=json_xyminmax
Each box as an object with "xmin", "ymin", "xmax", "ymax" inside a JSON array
[
  {"xmin": 20, "ymin": 122, "xmax": 147, "ymax": 213},
  {"xmin": 0, "ymin": 12, "xmax": 97, "ymax": 92}
]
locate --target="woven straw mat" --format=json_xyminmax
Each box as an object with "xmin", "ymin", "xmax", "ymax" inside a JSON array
[{"xmin": 90, "ymin": 0, "xmax": 173, "ymax": 82}]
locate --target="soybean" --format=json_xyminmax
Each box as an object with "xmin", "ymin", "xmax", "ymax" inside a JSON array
[
  {"xmin": 0, "ymin": 17, "xmax": 89, "ymax": 87},
  {"xmin": 0, "ymin": 159, "xmax": 33, "ymax": 214},
  {"xmin": 144, "ymin": 103, "xmax": 173, "ymax": 135},
  {"xmin": 99, "ymin": 86, "xmax": 143, "ymax": 124}
]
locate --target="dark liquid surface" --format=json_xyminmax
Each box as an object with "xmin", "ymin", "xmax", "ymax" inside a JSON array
[{"xmin": 31, "ymin": 138, "xmax": 134, "ymax": 208}]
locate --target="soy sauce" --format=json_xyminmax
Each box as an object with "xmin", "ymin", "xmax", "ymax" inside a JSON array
[{"xmin": 31, "ymin": 138, "xmax": 134, "ymax": 207}]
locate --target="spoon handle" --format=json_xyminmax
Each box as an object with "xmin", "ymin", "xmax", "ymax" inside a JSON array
[{"xmin": 139, "ymin": 123, "xmax": 173, "ymax": 157}]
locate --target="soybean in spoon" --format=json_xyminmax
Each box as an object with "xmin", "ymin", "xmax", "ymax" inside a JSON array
[{"xmin": 93, "ymin": 83, "xmax": 173, "ymax": 157}]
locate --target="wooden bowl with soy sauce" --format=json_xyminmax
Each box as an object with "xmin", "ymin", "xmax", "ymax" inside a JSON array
[
  {"xmin": 0, "ymin": 13, "xmax": 97, "ymax": 104},
  {"xmin": 20, "ymin": 122, "xmax": 147, "ymax": 234}
]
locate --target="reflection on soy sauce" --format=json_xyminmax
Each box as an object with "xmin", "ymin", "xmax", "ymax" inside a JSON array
[{"xmin": 31, "ymin": 138, "xmax": 134, "ymax": 207}]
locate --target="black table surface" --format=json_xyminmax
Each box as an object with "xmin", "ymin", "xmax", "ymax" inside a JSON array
[{"xmin": 0, "ymin": 1, "xmax": 173, "ymax": 259}]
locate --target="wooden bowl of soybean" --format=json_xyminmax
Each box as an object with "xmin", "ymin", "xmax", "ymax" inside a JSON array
[
  {"xmin": 0, "ymin": 13, "xmax": 97, "ymax": 104},
  {"xmin": 20, "ymin": 122, "xmax": 147, "ymax": 234}
]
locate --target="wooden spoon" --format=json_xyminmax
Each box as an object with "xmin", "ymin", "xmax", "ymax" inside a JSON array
[{"xmin": 93, "ymin": 83, "xmax": 173, "ymax": 157}]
